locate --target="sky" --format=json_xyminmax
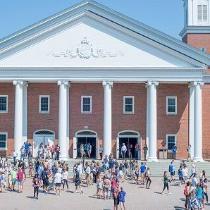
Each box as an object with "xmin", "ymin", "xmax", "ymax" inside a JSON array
[{"xmin": 0, "ymin": 0, "xmax": 184, "ymax": 40}]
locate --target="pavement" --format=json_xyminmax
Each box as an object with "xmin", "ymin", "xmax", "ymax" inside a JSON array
[{"xmin": 1, "ymin": 176, "xmax": 210, "ymax": 210}]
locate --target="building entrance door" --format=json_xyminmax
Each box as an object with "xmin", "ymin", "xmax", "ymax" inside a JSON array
[
  {"xmin": 117, "ymin": 131, "xmax": 140, "ymax": 159},
  {"xmin": 75, "ymin": 130, "xmax": 97, "ymax": 159},
  {"xmin": 33, "ymin": 130, "xmax": 55, "ymax": 157}
]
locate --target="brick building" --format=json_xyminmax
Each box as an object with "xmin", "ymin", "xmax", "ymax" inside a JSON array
[{"xmin": 0, "ymin": 0, "xmax": 210, "ymax": 161}]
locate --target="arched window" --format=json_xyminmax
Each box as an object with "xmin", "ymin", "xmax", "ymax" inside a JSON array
[
  {"xmin": 76, "ymin": 130, "xmax": 97, "ymax": 137},
  {"xmin": 34, "ymin": 130, "xmax": 54, "ymax": 135},
  {"xmin": 118, "ymin": 130, "xmax": 139, "ymax": 137}
]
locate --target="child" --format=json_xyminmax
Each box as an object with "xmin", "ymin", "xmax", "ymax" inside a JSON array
[
  {"xmin": 96, "ymin": 177, "xmax": 103, "ymax": 199},
  {"xmin": 118, "ymin": 187, "xmax": 126, "ymax": 210},
  {"xmin": 33, "ymin": 174, "xmax": 40, "ymax": 199},
  {"xmin": 178, "ymin": 165, "xmax": 184, "ymax": 185}
]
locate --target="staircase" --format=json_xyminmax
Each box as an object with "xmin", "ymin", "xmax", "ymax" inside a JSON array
[{"xmin": 66, "ymin": 159, "xmax": 210, "ymax": 177}]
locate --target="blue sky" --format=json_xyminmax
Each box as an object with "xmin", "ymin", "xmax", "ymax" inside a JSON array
[{"xmin": 0, "ymin": 0, "xmax": 184, "ymax": 40}]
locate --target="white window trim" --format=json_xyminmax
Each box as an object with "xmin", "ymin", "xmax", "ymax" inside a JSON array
[
  {"xmin": 39, "ymin": 95, "xmax": 50, "ymax": 114},
  {"xmin": 166, "ymin": 96, "xmax": 177, "ymax": 115},
  {"xmin": 0, "ymin": 95, "xmax": 8, "ymax": 113},
  {"xmin": 166, "ymin": 134, "xmax": 177, "ymax": 151},
  {"xmin": 0, "ymin": 132, "xmax": 8, "ymax": 150},
  {"xmin": 81, "ymin": 96, "xmax": 92, "ymax": 114},
  {"xmin": 197, "ymin": 4, "xmax": 208, "ymax": 23},
  {"xmin": 123, "ymin": 96, "xmax": 134, "ymax": 114}
]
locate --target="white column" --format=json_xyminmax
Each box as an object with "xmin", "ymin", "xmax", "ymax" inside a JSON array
[
  {"xmin": 22, "ymin": 83, "xmax": 28, "ymax": 143},
  {"xmin": 193, "ymin": 81, "xmax": 203, "ymax": 162},
  {"xmin": 146, "ymin": 81, "xmax": 159, "ymax": 162},
  {"xmin": 103, "ymin": 81, "xmax": 113, "ymax": 157},
  {"xmin": 58, "ymin": 80, "xmax": 70, "ymax": 160},
  {"xmin": 189, "ymin": 83, "xmax": 195, "ymax": 159},
  {"xmin": 13, "ymin": 80, "xmax": 26, "ymax": 159}
]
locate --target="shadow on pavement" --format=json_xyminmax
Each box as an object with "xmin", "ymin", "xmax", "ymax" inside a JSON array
[{"xmin": 174, "ymin": 206, "xmax": 185, "ymax": 210}]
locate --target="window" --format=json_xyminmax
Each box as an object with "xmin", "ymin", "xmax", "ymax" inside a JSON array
[
  {"xmin": 166, "ymin": 135, "xmax": 176, "ymax": 150},
  {"xmin": 198, "ymin": 4, "xmax": 208, "ymax": 22},
  {"xmin": 123, "ymin": 96, "xmax": 134, "ymax": 114},
  {"xmin": 81, "ymin": 96, "xmax": 92, "ymax": 113},
  {"xmin": 0, "ymin": 95, "xmax": 8, "ymax": 113},
  {"xmin": 39, "ymin": 95, "xmax": 50, "ymax": 113},
  {"xmin": 0, "ymin": 133, "xmax": 7, "ymax": 150},
  {"xmin": 166, "ymin": 96, "xmax": 177, "ymax": 115}
]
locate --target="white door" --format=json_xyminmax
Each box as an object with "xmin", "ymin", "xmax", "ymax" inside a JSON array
[
  {"xmin": 33, "ymin": 134, "xmax": 54, "ymax": 157},
  {"xmin": 116, "ymin": 137, "xmax": 119, "ymax": 159},
  {"xmin": 33, "ymin": 136, "xmax": 43, "ymax": 157},
  {"xmin": 96, "ymin": 138, "xmax": 99, "ymax": 159},
  {"xmin": 73, "ymin": 137, "xmax": 77, "ymax": 159}
]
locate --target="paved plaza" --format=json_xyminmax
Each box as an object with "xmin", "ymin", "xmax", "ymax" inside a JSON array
[{"xmin": 0, "ymin": 176, "xmax": 210, "ymax": 210}]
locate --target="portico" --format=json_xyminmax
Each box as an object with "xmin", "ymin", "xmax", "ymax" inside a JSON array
[{"xmin": 0, "ymin": 1, "xmax": 209, "ymax": 160}]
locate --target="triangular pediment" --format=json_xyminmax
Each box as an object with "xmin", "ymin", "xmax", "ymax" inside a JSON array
[{"xmin": 0, "ymin": 1, "xmax": 208, "ymax": 68}]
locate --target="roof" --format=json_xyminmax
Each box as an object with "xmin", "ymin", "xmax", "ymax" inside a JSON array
[{"xmin": 0, "ymin": 0, "xmax": 209, "ymax": 66}]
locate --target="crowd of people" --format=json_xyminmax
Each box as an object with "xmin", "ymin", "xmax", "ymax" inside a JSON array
[{"xmin": 0, "ymin": 147, "xmax": 209, "ymax": 210}]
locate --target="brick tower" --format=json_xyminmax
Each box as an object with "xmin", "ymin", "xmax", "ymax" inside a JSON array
[{"xmin": 180, "ymin": 0, "xmax": 210, "ymax": 54}]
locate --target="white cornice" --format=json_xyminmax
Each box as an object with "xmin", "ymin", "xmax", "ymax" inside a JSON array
[
  {"xmin": 0, "ymin": 1, "xmax": 209, "ymax": 67},
  {"xmin": 0, "ymin": 67, "xmax": 203, "ymax": 83}
]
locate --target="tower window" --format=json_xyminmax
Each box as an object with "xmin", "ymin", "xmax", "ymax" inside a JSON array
[{"xmin": 198, "ymin": 4, "xmax": 208, "ymax": 22}]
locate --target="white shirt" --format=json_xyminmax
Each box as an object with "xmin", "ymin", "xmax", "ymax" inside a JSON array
[
  {"xmin": 121, "ymin": 145, "xmax": 127, "ymax": 152},
  {"xmin": 62, "ymin": 171, "xmax": 68, "ymax": 180},
  {"xmin": 54, "ymin": 172, "xmax": 62, "ymax": 184}
]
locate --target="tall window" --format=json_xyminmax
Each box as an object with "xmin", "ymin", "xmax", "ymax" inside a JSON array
[
  {"xmin": 0, "ymin": 133, "xmax": 7, "ymax": 150},
  {"xmin": 0, "ymin": 95, "xmax": 8, "ymax": 113},
  {"xmin": 198, "ymin": 4, "xmax": 208, "ymax": 22},
  {"xmin": 166, "ymin": 96, "xmax": 177, "ymax": 115},
  {"xmin": 81, "ymin": 96, "xmax": 92, "ymax": 113},
  {"xmin": 123, "ymin": 96, "xmax": 134, "ymax": 114},
  {"xmin": 39, "ymin": 95, "xmax": 50, "ymax": 113},
  {"xmin": 166, "ymin": 135, "xmax": 176, "ymax": 150}
]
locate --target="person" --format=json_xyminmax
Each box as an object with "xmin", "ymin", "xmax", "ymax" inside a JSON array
[
  {"xmin": 145, "ymin": 167, "xmax": 151, "ymax": 189},
  {"xmin": 184, "ymin": 181, "xmax": 191, "ymax": 209},
  {"xmin": 17, "ymin": 167, "xmax": 25, "ymax": 193},
  {"xmin": 13, "ymin": 151, "xmax": 17, "ymax": 166},
  {"xmin": 55, "ymin": 145, "xmax": 60, "ymax": 160},
  {"xmin": 113, "ymin": 181, "xmax": 120, "ymax": 210},
  {"xmin": 96, "ymin": 177, "xmax": 103, "ymax": 199},
  {"xmin": 128, "ymin": 144, "xmax": 133, "ymax": 159},
  {"xmin": 168, "ymin": 160, "xmax": 175, "ymax": 181},
  {"xmin": 203, "ymin": 178, "xmax": 208, "ymax": 204},
  {"xmin": 99, "ymin": 144, "xmax": 103, "ymax": 160},
  {"xmin": 80, "ymin": 144, "xmax": 84, "ymax": 158},
  {"xmin": 143, "ymin": 144, "xmax": 148, "ymax": 161},
  {"xmin": 140, "ymin": 162, "xmax": 147, "ymax": 184},
  {"xmin": 33, "ymin": 174, "xmax": 40, "ymax": 199},
  {"xmin": 134, "ymin": 143, "xmax": 139, "ymax": 160},
  {"xmin": 11, "ymin": 168, "xmax": 17, "ymax": 191},
  {"xmin": 196, "ymin": 183, "xmax": 204, "ymax": 209},
  {"xmin": 74, "ymin": 169, "xmax": 83, "ymax": 194},
  {"xmin": 62, "ymin": 169, "xmax": 69, "ymax": 190},
  {"xmin": 87, "ymin": 143, "xmax": 91, "ymax": 158},
  {"xmin": 121, "ymin": 143, "xmax": 127, "ymax": 159},
  {"xmin": 187, "ymin": 144, "xmax": 192, "ymax": 161},
  {"xmin": 161, "ymin": 171, "xmax": 170, "ymax": 194},
  {"xmin": 54, "ymin": 169, "xmax": 62, "ymax": 196},
  {"xmin": 118, "ymin": 187, "xmax": 126, "ymax": 210},
  {"xmin": 172, "ymin": 144, "xmax": 177, "ymax": 159},
  {"xmin": 41, "ymin": 167, "xmax": 49, "ymax": 193}
]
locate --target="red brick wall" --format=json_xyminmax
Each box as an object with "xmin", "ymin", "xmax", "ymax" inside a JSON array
[
  {"xmin": 157, "ymin": 84, "xmax": 189, "ymax": 159},
  {"xmin": 0, "ymin": 83, "xmax": 199, "ymax": 160},
  {"xmin": 0, "ymin": 83, "xmax": 14, "ymax": 156},
  {"xmin": 202, "ymin": 84, "xmax": 210, "ymax": 159},
  {"xmin": 183, "ymin": 34, "xmax": 210, "ymax": 54},
  {"xmin": 112, "ymin": 83, "xmax": 147, "ymax": 156},
  {"xmin": 28, "ymin": 83, "xmax": 59, "ymax": 142},
  {"xmin": 69, "ymin": 83, "xmax": 103, "ymax": 157}
]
